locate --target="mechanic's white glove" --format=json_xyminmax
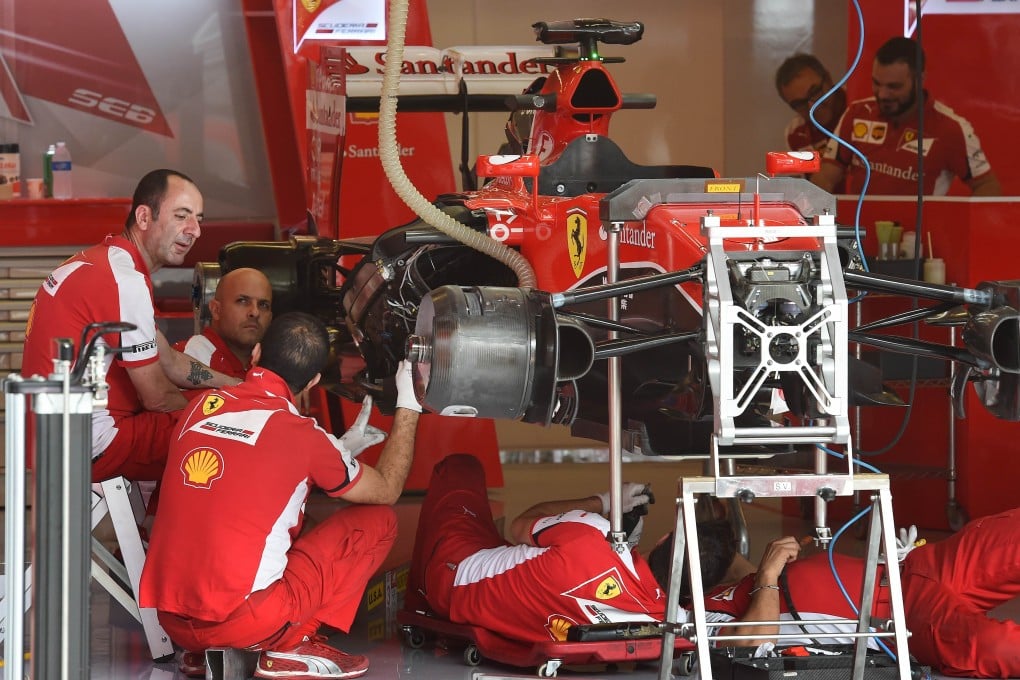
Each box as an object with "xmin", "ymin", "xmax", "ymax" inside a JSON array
[
  {"xmin": 596, "ymin": 482, "xmax": 651, "ymax": 515},
  {"xmin": 896, "ymin": 525, "xmax": 925, "ymax": 562},
  {"xmin": 626, "ymin": 515, "xmax": 644, "ymax": 550},
  {"xmin": 395, "ymin": 360, "xmax": 422, "ymax": 413},
  {"xmin": 338, "ymin": 396, "xmax": 387, "ymax": 458}
]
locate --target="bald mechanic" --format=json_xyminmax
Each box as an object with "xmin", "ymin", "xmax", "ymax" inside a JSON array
[
  {"xmin": 142, "ymin": 312, "xmax": 422, "ymax": 679},
  {"xmin": 176, "ymin": 267, "xmax": 273, "ymax": 380},
  {"xmin": 21, "ymin": 168, "xmax": 241, "ymax": 482}
]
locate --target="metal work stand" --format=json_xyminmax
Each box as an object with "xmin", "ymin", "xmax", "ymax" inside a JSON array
[
  {"xmin": 657, "ymin": 470, "xmax": 912, "ymax": 680},
  {"xmin": 594, "ymin": 182, "xmax": 915, "ymax": 679},
  {"xmin": 4, "ymin": 340, "xmax": 93, "ymax": 680},
  {"xmin": 665, "ymin": 212, "xmax": 909, "ymax": 678},
  {"xmin": 4, "ymin": 324, "xmax": 130, "ymax": 680}
]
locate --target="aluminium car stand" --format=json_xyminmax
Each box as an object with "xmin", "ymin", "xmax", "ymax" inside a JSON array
[
  {"xmin": 653, "ymin": 216, "xmax": 913, "ymax": 680},
  {"xmin": 4, "ymin": 339, "xmax": 93, "ymax": 680}
]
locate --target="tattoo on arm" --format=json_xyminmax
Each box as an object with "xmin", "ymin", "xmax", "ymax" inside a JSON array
[{"xmin": 187, "ymin": 361, "xmax": 214, "ymax": 386}]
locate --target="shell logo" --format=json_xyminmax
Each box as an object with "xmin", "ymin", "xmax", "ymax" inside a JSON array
[
  {"xmin": 595, "ymin": 576, "xmax": 622, "ymax": 600},
  {"xmin": 852, "ymin": 121, "xmax": 869, "ymax": 140},
  {"xmin": 182, "ymin": 448, "xmax": 225, "ymax": 489},
  {"xmin": 202, "ymin": 394, "xmax": 225, "ymax": 416},
  {"xmin": 546, "ymin": 616, "xmax": 574, "ymax": 642}
]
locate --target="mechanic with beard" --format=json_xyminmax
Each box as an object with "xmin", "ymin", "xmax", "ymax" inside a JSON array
[
  {"xmin": 775, "ymin": 53, "xmax": 847, "ymax": 155},
  {"xmin": 176, "ymin": 267, "xmax": 273, "ymax": 393},
  {"xmin": 812, "ymin": 37, "xmax": 1001, "ymax": 196},
  {"xmin": 21, "ymin": 169, "xmax": 242, "ymax": 482}
]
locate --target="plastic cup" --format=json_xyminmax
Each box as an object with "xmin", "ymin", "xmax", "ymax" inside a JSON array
[
  {"xmin": 900, "ymin": 231, "xmax": 917, "ymax": 258},
  {"xmin": 875, "ymin": 220, "xmax": 896, "ymax": 259},
  {"xmin": 890, "ymin": 226, "xmax": 903, "ymax": 254},
  {"xmin": 26, "ymin": 177, "xmax": 44, "ymax": 199},
  {"xmin": 924, "ymin": 258, "xmax": 946, "ymax": 285}
]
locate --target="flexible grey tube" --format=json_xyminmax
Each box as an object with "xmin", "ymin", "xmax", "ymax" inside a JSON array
[{"xmin": 378, "ymin": 0, "xmax": 536, "ymax": 289}]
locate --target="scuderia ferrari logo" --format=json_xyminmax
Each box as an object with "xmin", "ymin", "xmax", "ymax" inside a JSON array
[
  {"xmin": 595, "ymin": 576, "xmax": 622, "ymax": 600},
  {"xmin": 566, "ymin": 208, "xmax": 588, "ymax": 278},
  {"xmin": 202, "ymin": 394, "xmax": 225, "ymax": 416}
]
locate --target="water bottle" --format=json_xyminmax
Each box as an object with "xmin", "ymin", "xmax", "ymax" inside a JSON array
[
  {"xmin": 43, "ymin": 144, "xmax": 55, "ymax": 198},
  {"xmin": 52, "ymin": 141, "xmax": 72, "ymax": 199}
]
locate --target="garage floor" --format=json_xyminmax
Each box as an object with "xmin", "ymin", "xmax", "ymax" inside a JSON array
[{"xmin": 3, "ymin": 457, "xmax": 1013, "ymax": 679}]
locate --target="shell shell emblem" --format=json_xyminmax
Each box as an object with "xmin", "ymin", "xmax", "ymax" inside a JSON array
[
  {"xmin": 182, "ymin": 448, "xmax": 225, "ymax": 488},
  {"xmin": 202, "ymin": 394, "xmax": 225, "ymax": 416},
  {"xmin": 546, "ymin": 615, "xmax": 576, "ymax": 642}
]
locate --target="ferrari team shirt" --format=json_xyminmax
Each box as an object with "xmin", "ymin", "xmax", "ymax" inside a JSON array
[
  {"xmin": 697, "ymin": 552, "xmax": 891, "ymax": 648},
  {"xmin": 139, "ymin": 368, "xmax": 362, "ymax": 622},
  {"xmin": 21, "ymin": 234, "xmax": 160, "ymax": 457},
  {"xmin": 175, "ymin": 327, "xmax": 247, "ymax": 379},
  {"xmin": 822, "ymin": 94, "xmax": 993, "ymax": 195},
  {"xmin": 447, "ymin": 510, "xmax": 666, "ymax": 643},
  {"xmin": 785, "ymin": 114, "xmax": 832, "ymax": 153},
  {"xmin": 175, "ymin": 327, "xmax": 247, "ymax": 402}
]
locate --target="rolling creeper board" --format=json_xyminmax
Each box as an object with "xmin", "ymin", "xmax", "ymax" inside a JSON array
[{"xmin": 398, "ymin": 609, "xmax": 697, "ymax": 678}]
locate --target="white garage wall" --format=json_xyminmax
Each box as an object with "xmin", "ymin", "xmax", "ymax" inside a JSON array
[{"xmin": 425, "ymin": 0, "xmax": 846, "ymax": 181}]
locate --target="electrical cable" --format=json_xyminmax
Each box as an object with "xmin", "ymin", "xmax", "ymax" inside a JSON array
[
  {"xmin": 826, "ymin": 506, "xmax": 898, "ymax": 661},
  {"xmin": 858, "ymin": 0, "xmax": 927, "ymax": 458},
  {"xmin": 808, "ymin": 0, "xmax": 872, "ymax": 273},
  {"xmin": 817, "ymin": 444, "xmax": 882, "ymax": 474}
]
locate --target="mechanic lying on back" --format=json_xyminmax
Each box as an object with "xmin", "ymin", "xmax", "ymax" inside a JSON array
[
  {"xmin": 647, "ymin": 511, "xmax": 1020, "ymax": 678},
  {"xmin": 409, "ymin": 454, "xmax": 1020, "ymax": 677},
  {"xmin": 404, "ymin": 453, "xmax": 738, "ymax": 643}
]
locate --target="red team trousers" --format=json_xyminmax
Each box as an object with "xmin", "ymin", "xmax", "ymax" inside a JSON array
[
  {"xmin": 159, "ymin": 504, "xmax": 397, "ymax": 652},
  {"xmin": 404, "ymin": 453, "xmax": 506, "ymax": 617},
  {"xmin": 901, "ymin": 506, "xmax": 1020, "ymax": 677}
]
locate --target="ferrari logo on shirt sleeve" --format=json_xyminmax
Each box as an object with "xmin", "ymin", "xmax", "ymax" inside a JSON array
[
  {"xmin": 566, "ymin": 209, "xmax": 588, "ymax": 279},
  {"xmin": 202, "ymin": 394, "xmax": 224, "ymax": 415},
  {"xmin": 595, "ymin": 576, "xmax": 622, "ymax": 600}
]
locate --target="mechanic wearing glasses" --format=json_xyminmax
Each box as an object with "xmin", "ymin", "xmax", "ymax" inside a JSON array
[{"xmin": 775, "ymin": 53, "xmax": 847, "ymax": 155}]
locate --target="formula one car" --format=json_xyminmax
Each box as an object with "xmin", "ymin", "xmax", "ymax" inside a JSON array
[{"xmin": 197, "ymin": 18, "xmax": 1019, "ymax": 456}]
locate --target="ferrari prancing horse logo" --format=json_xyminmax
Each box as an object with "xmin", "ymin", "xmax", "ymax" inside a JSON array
[
  {"xmin": 567, "ymin": 210, "xmax": 588, "ymax": 278},
  {"xmin": 202, "ymin": 394, "xmax": 224, "ymax": 416}
]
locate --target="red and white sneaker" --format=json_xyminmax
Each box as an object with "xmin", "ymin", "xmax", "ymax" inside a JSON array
[
  {"xmin": 255, "ymin": 636, "xmax": 368, "ymax": 679},
  {"xmin": 178, "ymin": 650, "xmax": 206, "ymax": 678}
]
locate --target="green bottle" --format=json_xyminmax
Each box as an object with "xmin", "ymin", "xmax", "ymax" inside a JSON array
[{"xmin": 43, "ymin": 144, "xmax": 55, "ymax": 198}]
